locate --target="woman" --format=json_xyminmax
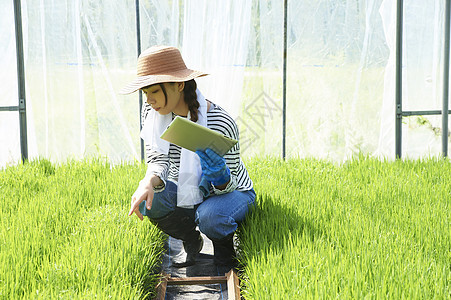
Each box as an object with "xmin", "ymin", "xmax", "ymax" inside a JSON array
[{"xmin": 120, "ymin": 46, "xmax": 255, "ymax": 269}]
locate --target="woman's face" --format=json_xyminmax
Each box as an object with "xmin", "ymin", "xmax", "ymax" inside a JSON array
[{"xmin": 142, "ymin": 82, "xmax": 187, "ymax": 116}]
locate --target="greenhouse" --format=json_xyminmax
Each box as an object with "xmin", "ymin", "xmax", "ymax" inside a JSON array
[{"xmin": 1, "ymin": 0, "xmax": 450, "ymax": 299}]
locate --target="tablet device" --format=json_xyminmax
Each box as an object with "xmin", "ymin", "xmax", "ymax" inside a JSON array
[{"xmin": 160, "ymin": 116, "xmax": 237, "ymax": 156}]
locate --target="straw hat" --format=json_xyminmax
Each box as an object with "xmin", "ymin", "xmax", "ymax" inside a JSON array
[{"xmin": 119, "ymin": 46, "xmax": 208, "ymax": 94}]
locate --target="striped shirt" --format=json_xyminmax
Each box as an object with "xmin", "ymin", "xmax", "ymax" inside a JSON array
[{"xmin": 141, "ymin": 100, "xmax": 253, "ymax": 195}]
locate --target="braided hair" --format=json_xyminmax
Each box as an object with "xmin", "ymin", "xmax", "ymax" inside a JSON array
[{"xmin": 182, "ymin": 79, "xmax": 199, "ymax": 122}]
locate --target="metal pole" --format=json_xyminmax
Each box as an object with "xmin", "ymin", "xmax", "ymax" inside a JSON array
[
  {"xmin": 13, "ymin": 0, "xmax": 28, "ymax": 163},
  {"xmin": 282, "ymin": 0, "xmax": 287, "ymax": 159},
  {"xmin": 395, "ymin": 0, "xmax": 403, "ymax": 159},
  {"xmin": 135, "ymin": 0, "xmax": 144, "ymax": 161},
  {"xmin": 402, "ymin": 110, "xmax": 451, "ymax": 116},
  {"xmin": 443, "ymin": 0, "xmax": 450, "ymax": 157}
]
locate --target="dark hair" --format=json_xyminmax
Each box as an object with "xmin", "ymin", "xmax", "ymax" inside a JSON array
[
  {"xmin": 142, "ymin": 80, "xmax": 199, "ymax": 122},
  {"xmin": 183, "ymin": 79, "xmax": 199, "ymax": 122}
]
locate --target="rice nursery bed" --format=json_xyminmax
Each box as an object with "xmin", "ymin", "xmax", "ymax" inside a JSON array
[
  {"xmin": 1, "ymin": 157, "xmax": 450, "ymax": 299},
  {"xmin": 239, "ymin": 157, "xmax": 450, "ymax": 299},
  {"xmin": 0, "ymin": 159, "xmax": 165, "ymax": 299}
]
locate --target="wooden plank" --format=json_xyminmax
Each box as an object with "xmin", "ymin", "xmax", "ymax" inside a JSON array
[
  {"xmin": 154, "ymin": 271, "xmax": 242, "ymax": 298},
  {"xmin": 226, "ymin": 270, "xmax": 241, "ymax": 300},
  {"xmin": 167, "ymin": 275, "xmax": 227, "ymax": 285},
  {"xmin": 154, "ymin": 273, "xmax": 169, "ymax": 300}
]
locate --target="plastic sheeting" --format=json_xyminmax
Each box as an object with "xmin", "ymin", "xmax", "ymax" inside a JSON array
[
  {"xmin": 1, "ymin": 0, "xmax": 450, "ymax": 167},
  {"xmin": 0, "ymin": 0, "xmax": 20, "ymax": 165},
  {"xmin": 240, "ymin": 0, "xmax": 448, "ymax": 160},
  {"xmin": 1, "ymin": 0, "xmax": 140, "ymax": 166},
  {"xmin": 285, "ymin": 0, "xmax": 390, "ymax": 160},
  {"xmin": 0, "ymin": 0, "xmax": 251, "ymax": 167}
]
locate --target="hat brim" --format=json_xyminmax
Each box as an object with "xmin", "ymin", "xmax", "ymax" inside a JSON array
[{"xmin": 119, "ymin": 69, "xmax": 208, "ymax": 95}]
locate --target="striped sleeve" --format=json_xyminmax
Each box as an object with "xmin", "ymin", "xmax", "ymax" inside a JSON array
[{"xmin": 207, "ymin": 105, "xmax": 253, "ymax": 195}]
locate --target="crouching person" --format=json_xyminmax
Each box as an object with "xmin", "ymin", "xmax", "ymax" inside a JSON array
[{"xmin": 121, "ymin": 46, "xmax": 256, "ymax": 270}]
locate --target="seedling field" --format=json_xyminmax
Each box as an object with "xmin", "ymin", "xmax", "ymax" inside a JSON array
[
  {"xmin": 0, "ymin": 159, "xmax": 165, "ymax": 299},
  {"xmin": 239, "ymin": 157, "xmax": 450, "ymax": 299},
  {"xmin": 1, "ymin": 157, "xmax": 450, "ymax": 299}
]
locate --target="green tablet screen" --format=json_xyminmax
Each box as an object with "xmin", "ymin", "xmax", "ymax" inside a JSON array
[{"xmin": 160, "ymin": 116, "xmax": 238, "ymax": 156}]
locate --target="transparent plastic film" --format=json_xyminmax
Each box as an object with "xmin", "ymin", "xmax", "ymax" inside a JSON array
[
  {"xmin": 0, "ymin": 0, "xmax": 20, "ymax": 167},
  {"xmin": 1, "ymin": 0, "xmax": 449, "ymax": 166}
]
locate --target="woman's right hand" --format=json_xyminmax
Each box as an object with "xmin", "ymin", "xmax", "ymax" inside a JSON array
[{"xmin": 129, "ymin": 177, "xmax": 155, "ymax": 221}]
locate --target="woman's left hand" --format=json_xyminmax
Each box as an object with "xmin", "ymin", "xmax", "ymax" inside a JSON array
[{"xmin": 195, "ymin": 148, "xmax": 230, "ymax": 186}]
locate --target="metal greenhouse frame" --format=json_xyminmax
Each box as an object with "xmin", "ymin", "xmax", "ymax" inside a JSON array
[
  {"xmin": 395, "ymin": 0, "xmax": 451, "ymax": 158},
  {"xmin": 0, "ymin": 0, "xmax": 27, "ymax": 163}
]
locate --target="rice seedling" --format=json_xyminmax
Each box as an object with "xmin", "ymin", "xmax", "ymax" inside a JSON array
[
  {"xmin": 0, "ymin": 158, "xmax": 166, "ymax": 299},
  {"xmin": 239, "ymin": 157, "xmax": 450, "ymax": 299}
]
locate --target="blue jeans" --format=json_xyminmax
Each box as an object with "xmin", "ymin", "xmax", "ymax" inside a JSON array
[{"xmin": 141, "ymin": 180, "xmax": 256, "ymax": 240}]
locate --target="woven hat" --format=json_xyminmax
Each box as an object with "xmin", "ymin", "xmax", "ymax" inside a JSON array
[{"xmin": 119, "ymin": 46, "xmax": 208, "ymax": 94}]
